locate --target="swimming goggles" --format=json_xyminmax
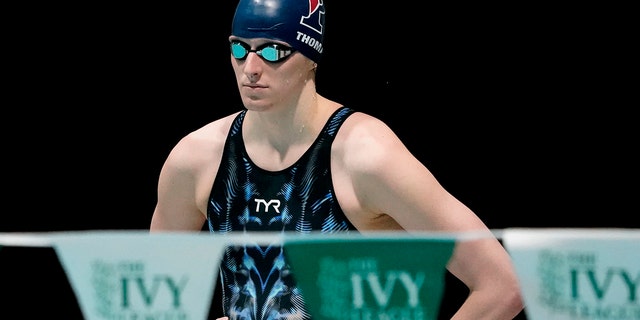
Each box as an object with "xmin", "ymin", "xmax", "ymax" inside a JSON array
[{"xmin": 230, "ymin": 40, "xmax": 295, "ymax": 63}]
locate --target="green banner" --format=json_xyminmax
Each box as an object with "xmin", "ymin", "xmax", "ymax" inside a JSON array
[{"xmin": 284, "ymin": 234, "xmax": 455, "ymax": 320}]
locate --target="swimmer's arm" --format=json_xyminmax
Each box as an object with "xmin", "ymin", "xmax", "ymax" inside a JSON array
[{"xmin": 150, "ymin": 135, "xmax": 207, "ymax": 231}]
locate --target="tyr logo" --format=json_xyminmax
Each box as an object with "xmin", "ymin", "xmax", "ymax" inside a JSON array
[{"xmin": 254, "ymin": 199, "xmax": 281, "ymax": 213}]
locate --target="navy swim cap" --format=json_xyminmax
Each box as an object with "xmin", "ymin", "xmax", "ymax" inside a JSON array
[{"xmin": 231, "ymin": 0, "xmax": 325, "ymax": 63}]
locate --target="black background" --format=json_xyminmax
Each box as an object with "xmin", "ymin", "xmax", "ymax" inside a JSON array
[{"xmin": 2, "ymin": 2, "xmax": 636, "ymax": 319}]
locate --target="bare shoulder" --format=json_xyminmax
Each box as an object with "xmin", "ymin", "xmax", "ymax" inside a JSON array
[
  {"xmin": 333, "ymin": 111, "xmax": 408, "ymax": 171},
  {"xmin": 164, "ymin": 112, "xmax": 241, "ymax": 171},
  {"xmin": 152, "ymin": 111, "xmax": 242, "ymax": 230},
  {"xmin": 331, "ymin": 111, "xmax": 431, "ymax": 229}
]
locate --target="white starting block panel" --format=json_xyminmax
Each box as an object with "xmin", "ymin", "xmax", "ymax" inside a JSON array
[{"xmin": 503, "ymin": 228, "xmax": 640, "ymax": 320}]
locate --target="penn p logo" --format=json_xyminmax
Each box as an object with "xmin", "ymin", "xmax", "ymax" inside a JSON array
[
  {"xmin": 297, "ymin": 0, "xmax": 325, "ymax": 56},
  {"xmin": 300, "ymin": 0, "xmax": 325, "ymax": 35}
]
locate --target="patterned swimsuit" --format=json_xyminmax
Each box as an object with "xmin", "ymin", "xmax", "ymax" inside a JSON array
[{"xmin": 207, "ymin": 107, "xmax": 358, "ymax": 319}]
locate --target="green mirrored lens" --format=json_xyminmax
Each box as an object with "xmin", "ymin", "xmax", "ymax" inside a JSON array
[
  {"xmin": 260, "ymin": 47, "xmax": 278, "ymax": 62},
  {"xmin": 231, "ymin": 42, "xmax": 247, "ymax": 59}
]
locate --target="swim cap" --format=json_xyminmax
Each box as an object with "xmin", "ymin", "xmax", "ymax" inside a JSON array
[{"xmin": 231, "ymin": 0, "xmax": 325, "ymax": 63}]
